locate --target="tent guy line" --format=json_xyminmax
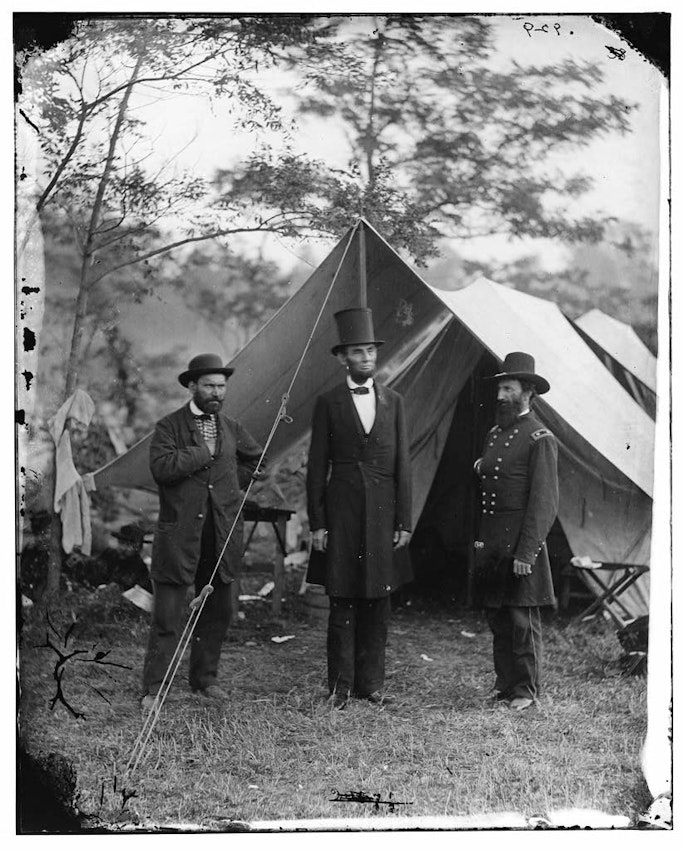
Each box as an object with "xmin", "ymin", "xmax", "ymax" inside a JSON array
[
  {"xmin": 86, "ymin": 217, "xmax": 663, "ymax": 809},
  {"xmin": 124, "ymin": 221, "xmax": 362, "ymax": 780},
  {"xmin": 95, "ymin": 218, "xmax": 655, "ymax": 695}
]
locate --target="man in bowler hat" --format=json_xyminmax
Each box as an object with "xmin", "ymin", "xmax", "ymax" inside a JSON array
[
  {"xmin": 473, "ymin": 352, "xmax": 559, "ymax": 711},
  {"xmin": 102, "ymin": 524, "xmax": 152, "ymax": 592},
  {"xmin": 61, "ymin": 523, "xmax": 152, "ymax": 591},
  {"xmin": 306, "ymin": 308, "xmax": 413, "ymax": 709},
  {"xmin": 141, "ymin": 354, "xmax": 265, "ymax": 711}
]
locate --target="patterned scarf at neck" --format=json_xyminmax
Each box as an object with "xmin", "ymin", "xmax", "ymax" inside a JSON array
[{"xmin": 194, "ymin": 412, "xmax": 217, "ymax": 443}]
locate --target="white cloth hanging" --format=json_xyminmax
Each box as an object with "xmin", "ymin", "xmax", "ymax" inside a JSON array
[{"xmin": 49, "ymin": 389, "xmax": 96, "ymax": 555}]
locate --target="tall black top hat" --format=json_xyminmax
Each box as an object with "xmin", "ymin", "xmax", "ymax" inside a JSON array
[
  {"xmin": 486, "ymin": 351, "xmax": 550, "ymax": 395},
  {"xmin": 331, "ymin": 308, "xmax": 385, "ymax": 355},
  {"xmin": 178, "ymin": 353, "xmax": 234, "ymax": 387}
]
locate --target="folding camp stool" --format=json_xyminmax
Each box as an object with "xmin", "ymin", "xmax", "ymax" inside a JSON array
[{"xmin": 570, "ymin": 558, "xmax": 649, "ymax": 629}]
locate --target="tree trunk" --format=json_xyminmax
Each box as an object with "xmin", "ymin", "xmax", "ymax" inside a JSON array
[
  {"xmin": 363, "ymin": 25, "xmax": 384, "ymax": 195},
  {"xmin": 45, "ymin": 512, "xmax": 63, "ymax": 599},
  {"xmin": 64, "ymin": 52, "xmax": 144, "ymax": 398},
  {"xmin": 45, "ymin": 53, "xmax": 144, "ymax": 600}
]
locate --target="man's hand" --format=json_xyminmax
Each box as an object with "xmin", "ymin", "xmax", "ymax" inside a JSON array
[
  {"xmin": 312, "ymin": 529, "xmax": 328, "ymax": 552},
  {"xmin": 513, "ymin": 558, "xmax": 532, "ymax": 577},
  {"xmin": 393, "ymin": 530, "xmax": 411, "ymax": 550}
]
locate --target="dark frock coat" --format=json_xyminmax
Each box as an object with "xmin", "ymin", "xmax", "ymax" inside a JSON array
[
  {"xmin": 149, "ymin": 404, "xmax": 263, "ymax": 585},
  {"xmin": 473, "ymin": 411, "xmax": 559, "ymax": 608},
  {"xmin": 306, "ymin": 382, "xmax": 413, "ymax": 598}
]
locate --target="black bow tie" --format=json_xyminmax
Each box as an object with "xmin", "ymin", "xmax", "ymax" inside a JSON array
[
  {"xmin": 350, "ymin": 387, "xmax": 371, "ymax": 395},
  {"xmin": 194, "ymin": 413, "xmax": 213, "ymax": 420}
]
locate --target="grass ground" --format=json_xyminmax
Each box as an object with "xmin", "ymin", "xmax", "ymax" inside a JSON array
[{"xmin": 18, "ymin": 578, "xmax": 651, "ymax": 832}]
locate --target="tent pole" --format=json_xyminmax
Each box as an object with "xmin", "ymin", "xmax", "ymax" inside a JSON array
[{"xmin": 358, "ymin": 220, "xmax": 367, "ymax": 307}]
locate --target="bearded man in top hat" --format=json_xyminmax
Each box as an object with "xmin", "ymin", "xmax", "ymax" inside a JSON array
[
  {"xmin": 473, "ymin": 352, "xmax": 559, "ymax": 712},
  {"xmin": 141, "ymin": 354, "xmax": 265, "ymax": 712},
  {"xmin": 306, "ymin": 308, "xmax": 413, "ymax": 709}
]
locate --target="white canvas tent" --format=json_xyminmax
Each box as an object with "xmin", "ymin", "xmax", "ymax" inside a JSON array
[
  {"xmin": 576, "ymin": 307, "xmax": 657, "ymax": 393},
  {"xmin": 92, "ymin": 220, "xmax": 654, "ymax": 615},
  {"xmin": 573, "ymin": 308, "xmax": 657, "ymax": 418},
  {"xmin": 89, "ymin": 219, "xmax": 669, "ymax": 806}
]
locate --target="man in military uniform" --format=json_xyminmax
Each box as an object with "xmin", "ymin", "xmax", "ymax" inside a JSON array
[
  {"xmin": 306, "ymin": 308, "xmax": 413, "ymax": 709},
  {"xmin": 474, "ymin": 352, "xmax": 559, "ymax": 711}
]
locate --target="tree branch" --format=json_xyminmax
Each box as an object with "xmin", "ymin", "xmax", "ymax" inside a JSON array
[
  {"xmin": 34, "ymin": 105, "xmax": 88, "ymax": 214},
  {"xmin": 65, "ymin": 51, "xmax": 145, "ymax": 399},
  {"xmin": 87, "ymin": 224, "xmax": 303, "ymax": 285},
  {"xmin": 84, "ymin": 40, "xmax": 236, "ymax": 114}
]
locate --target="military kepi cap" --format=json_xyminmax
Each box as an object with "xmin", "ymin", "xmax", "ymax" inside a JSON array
[
  {"xmin": 486, "ymin": 351, "xmax": 550, "ymax": 395},
  {"xmin": 331, "ymin": 308, "xmax": 384, "ymax": 355},
  {"xmin": 178, "ymin": 353, "xmax": 234, "ymax": 387}
]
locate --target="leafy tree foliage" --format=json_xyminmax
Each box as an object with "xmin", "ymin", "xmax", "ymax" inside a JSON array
[
  {"xmin": 28, "ymin": 205, "xmax": 174, "ymax": 419},
  {"xmin": 18, "ymin": 16, "xmax": 324, "ymax": 400},
  {"xmin": 459, "ymin": 221, "xmax": 658, "ymax": 352},
  {"xmin": 220, "ymin": 15, "xmax": 635, "ymax": 261},
  {"xmin": 18, "ymin": 15, "xmax": 325, "ymax": 596},
  {"xmin": 167, "ymin": 244, "xmax": 294, "ymax": 353},
  {"xmin": 562, "ymin": 221, "xmax": 659, "ymax": 353}
]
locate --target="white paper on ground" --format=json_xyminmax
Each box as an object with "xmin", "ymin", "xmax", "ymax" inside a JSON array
[{"xmin": 122, "ymin": 584, "xmax": 153, "ymax": 612}]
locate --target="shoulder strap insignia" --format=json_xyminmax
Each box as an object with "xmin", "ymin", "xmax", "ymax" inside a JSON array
[{"xmin": 531, "ymin": 428, "xmax": 553, "ymax": 441}]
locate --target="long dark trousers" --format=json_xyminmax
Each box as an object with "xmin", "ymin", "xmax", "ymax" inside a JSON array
[
  {"xmin": 485, "ymin": 605, "xmax": 543, "ymax": 699},
  {"xmin": 143, "ymin": 513, "xmax": 232, "ymax": 695},
  {"xmin": 327, "ymin": 596, "xmax": 391, "ymax": 697}
]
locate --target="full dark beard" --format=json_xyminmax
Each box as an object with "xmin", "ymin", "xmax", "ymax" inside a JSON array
[
  {"xmin": 495, "ymin": 401, "xmax": 518, "ymax": 429},
  {"xmin": 195, "ymin": 396, "xmax": 223, "ymax": 414},
  {"xmin": 348, "ymin": 365, "xmax": 376, "ymax": 383}
]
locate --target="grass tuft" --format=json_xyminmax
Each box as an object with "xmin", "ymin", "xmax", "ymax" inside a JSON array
[{"xmin": 19, "ymin": 591, "xmax": 651, "ymax": 830}]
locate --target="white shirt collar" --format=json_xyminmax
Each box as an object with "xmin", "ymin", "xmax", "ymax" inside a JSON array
[
  {"xmin": 346, "ymin": 376, "xmax": 374, "ymax": 390},
  {"xmin": 189, "ymin": 400, "xmax": 204, "ymax": 416},
  {"xmin": 518, "ymin": 408, "xmax": 531, "ymax": 417}
]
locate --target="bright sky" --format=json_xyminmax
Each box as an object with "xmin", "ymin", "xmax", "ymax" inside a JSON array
[{"xmin": 132, "ymin": 13, "xmax": 664, "ymax": 271}]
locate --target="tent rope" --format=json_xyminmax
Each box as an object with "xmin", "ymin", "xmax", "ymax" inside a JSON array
[{"xmin": 123, "ymin": 221, "xmax": 362, "ymax": 783}]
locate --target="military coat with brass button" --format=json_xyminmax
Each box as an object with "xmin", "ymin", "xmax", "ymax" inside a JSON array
[
  {"xmin": 306, "ymin": 382, "xmax": 413, "ymax": 598},
  {"xmin": 473, "ymin": 411, "xmax": 558, "ymax": 608},
  {"xmin": 149, "ymin": 404, "xmax": 264, "ymax": 585}
]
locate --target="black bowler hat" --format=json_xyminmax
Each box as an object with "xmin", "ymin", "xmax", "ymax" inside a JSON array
[
  {"xmin": 486, "ymin": 351, "xmax": 550, "ymax": 395},
  {"xmin": 113, "ymin": 524, "xmax": 146, "ymax": 548},
  {"xmin": 178, "ymin": 353, "xmax": 234, "ymax": 387},
  {"xmin": 331, "ymin": 308, "xmax": 384, "ymax": 355}
]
